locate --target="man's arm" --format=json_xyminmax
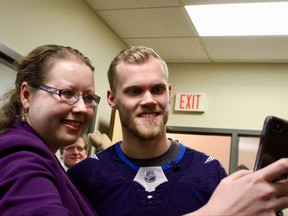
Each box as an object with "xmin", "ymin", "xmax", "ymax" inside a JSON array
[{"xmin": 186, "ymin": 158, "xmax": 288, "ymax": 216}]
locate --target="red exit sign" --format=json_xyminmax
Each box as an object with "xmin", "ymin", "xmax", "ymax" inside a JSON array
[{"xmin": 175, "ymin": 93, "xmax": 205, "ymax": 112}]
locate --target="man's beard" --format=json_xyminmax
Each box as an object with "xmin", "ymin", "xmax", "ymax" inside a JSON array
[{"xmin": 120, "ymin": 111, "xmax": 168, "ymax": 141}]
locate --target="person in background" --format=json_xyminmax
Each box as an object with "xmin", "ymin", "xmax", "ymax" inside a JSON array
[
  {"xmin": 59, "ymin": 133, "xmax": 90, "ymax": 171},
  {"xmin": 0, "ymin": 44, "xmax": 99, "ymax": 216},
  {"xmin": 68, "ymin": 45, "xmax": 288, "ymax": 215}
]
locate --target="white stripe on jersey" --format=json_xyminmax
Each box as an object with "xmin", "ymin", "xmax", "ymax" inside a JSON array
[
  {"xmin": 90, "ymin": 154, "xmax": 99, "ymax": 160},
  {"xmin": 204, "ymin": 156, "xmax": 215, "ymax": 164}
]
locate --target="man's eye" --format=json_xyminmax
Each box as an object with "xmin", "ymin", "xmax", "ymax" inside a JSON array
[
  {"xmin": 129, "ymin": 89, "xmax": 141, "ymax": 95},
  {"xmin": 153, "ymin": 87, "xmax": 164, "ymax": 94}
]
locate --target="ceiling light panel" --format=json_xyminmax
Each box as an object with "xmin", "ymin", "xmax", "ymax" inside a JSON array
[{"xmin": 185, "ymin": 2, "xmax": 288, "ymax": 36}]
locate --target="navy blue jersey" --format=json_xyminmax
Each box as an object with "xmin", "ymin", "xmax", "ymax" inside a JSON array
[{"xmin": 68, "ymin": 141, "xmax": 227, "ymax": 216}]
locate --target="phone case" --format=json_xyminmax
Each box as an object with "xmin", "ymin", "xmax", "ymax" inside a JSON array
[{"xmin": 254, "ymin": 116, "xmax": 288, "ymax": 176}]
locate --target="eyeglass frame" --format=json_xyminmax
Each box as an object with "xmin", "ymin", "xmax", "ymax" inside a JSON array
[
  {"xmin": 36, "ymin": 84, "xmax": 101, "ymax": 107},
  {"xmin": 63, "ymin": 146, "xmax": 87, "ymax": 152}
]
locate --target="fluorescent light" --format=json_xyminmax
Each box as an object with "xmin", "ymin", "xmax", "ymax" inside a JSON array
[{"xmin": 185, "ymin": 2, "xmax": 288, "ymax": 36}]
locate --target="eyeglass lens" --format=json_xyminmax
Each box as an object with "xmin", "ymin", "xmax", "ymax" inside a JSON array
[{"xmin": 64, "ymin": 146, "xmax": 86, "ymax": 152}]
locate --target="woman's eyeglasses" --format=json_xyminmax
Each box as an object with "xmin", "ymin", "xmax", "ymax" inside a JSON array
[{"xmin": 36, "ymin": 85, "xmax": 100, "ymax": 107}]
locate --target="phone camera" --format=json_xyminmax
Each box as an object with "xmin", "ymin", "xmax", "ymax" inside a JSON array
[{"xmin": 271, "ymin": 121, "xmax": 283, "ymax": 133}]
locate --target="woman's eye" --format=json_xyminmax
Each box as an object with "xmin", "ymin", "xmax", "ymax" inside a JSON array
[
  {"xmin": 61, "ymin": 90, "xmax": 75, "ymax": 99},
  {"xmin": 85, "ymin": 95, "xmax": 93, "ymax": 101}
]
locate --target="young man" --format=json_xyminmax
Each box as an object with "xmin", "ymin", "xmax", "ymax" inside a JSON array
[{"xmin": 68, "ymin": 46, "xmax": 288, "ymax": 215}]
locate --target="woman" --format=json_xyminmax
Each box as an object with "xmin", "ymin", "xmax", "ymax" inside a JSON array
[{"xmin": 0, "ymin": 45, "xmax": 99, "ymax": 215}]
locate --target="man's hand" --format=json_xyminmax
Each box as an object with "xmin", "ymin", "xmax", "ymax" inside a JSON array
[{"xmin": 186, "ymin": 158, "xmax": 288, "ymax": 216}]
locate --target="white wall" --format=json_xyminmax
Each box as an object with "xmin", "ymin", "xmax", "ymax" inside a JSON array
[
  {"xmin": 168, "ymin": 63, "xmax": 288, "ymax": 130},
  {"xmin": 0, "ymin": 64, "xmax": 16, "ymax": 106}
]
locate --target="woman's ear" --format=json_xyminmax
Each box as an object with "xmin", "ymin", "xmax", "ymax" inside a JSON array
[
  {"xmin": 107, "ymin": 90, "xmax": 116, "ymax": 109},
  {"xmin": 20, "ymin": 82, "xmax": 31, "ymax": 110}
]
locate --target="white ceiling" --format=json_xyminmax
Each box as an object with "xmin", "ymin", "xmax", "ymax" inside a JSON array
[{"xmin": 85, "ymin": 0, "xmax": 288, "ymax": 63}]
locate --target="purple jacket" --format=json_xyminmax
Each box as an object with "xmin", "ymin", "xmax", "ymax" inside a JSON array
[{"xmin": 0, "ymin": 120, "xmax": 97, "ymax": 216}]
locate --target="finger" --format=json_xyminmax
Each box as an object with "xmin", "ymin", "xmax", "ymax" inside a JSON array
[
  {"xmin": 224, "ymin": 169, "xmax": 252, "ymax": 182},
  {"xmin": 88, "ymin": 133, "xmax": 100, "ymax": 147},
  {"xmin": 271, "ymin": 196, "xmax": 288, "ymax": 213},
  {"xmin": 255, "ymin": 158, "xmax": 288, "ymax": 182},
  {"xmin": 273, "ymin": 180, "xmax": 288, "ymax": 197}
]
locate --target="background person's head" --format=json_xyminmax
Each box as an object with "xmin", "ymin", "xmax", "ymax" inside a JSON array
[
  {"xmin": 0, "ymin": 44, "xmax": 100, "ymax": 153},
  {"xmin": 60, "ymin": 133, "xmax": 89, "ymax": 169}
]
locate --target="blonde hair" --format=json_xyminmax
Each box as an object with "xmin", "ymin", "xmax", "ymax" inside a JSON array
[{"xmin": 107, "ymin": 46, "xmax": 168, "ymax": 92}]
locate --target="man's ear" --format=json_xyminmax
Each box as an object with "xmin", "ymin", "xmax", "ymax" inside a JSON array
[
  {"xmin": 107, "ymin": 90, "xmax": 116, "ymax": 109},
  {"xmin": 20, "ymin": 82, "xmax": 31, "ymax": 110},
  {"xmin": 168, "ymin": 84, "xmax": 172, "ymax": 104}
]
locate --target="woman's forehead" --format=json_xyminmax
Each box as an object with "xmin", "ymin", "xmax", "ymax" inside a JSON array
[{"xmin": 46, "ymin": 61, "xmax": 95, "ymax": 89}]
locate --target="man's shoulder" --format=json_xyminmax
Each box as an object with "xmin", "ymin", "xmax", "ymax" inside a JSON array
[
  {"xmin": 90, "ymin": 143, "xmax": 116, "ymax": 160},
  {"xmin": 182, "ymin": 145, "xmax": 224, "ymax": 169},
  {"xmin": 68, "ymin": 144, "xmax": 117, "ymax": 173},
  {"xmin": 67, "ymin": 144, "xmax": 123, "ymax": 185}
]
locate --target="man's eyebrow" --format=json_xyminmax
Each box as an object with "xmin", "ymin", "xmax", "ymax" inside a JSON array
[
  {"xmin": 123, "ymin": 85, "xmax": 139, "ymax": 91},
  {"xmin": 151, "ymin": 83, "xmax": 167, "ymax": 89},
  {"xmin": 122, "ymin": 82, "xmax": 166, "ymax": 90}
]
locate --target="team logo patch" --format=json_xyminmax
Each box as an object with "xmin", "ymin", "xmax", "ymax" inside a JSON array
[
  {"xmin": 144, "ymin": 170, "xmax": 156, "ymax": 183},
  {"xmin": 133, "ymin": 166, "xmax": 168, "ymax": 192}
]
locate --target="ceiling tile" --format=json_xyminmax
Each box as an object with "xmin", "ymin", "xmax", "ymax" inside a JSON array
[
  {"xmin": 202, "ymin": 37, "xmax": 288, "ymax": 62},
  {"xmin": 86, "ymin": 0, "xmax": 288, "ymax": 63},
  {"xmin": 124, "ymin": 38, "xmax": 209, "ymax": 62},
  {"xmin": 86, "ymin": 0, "xmax": 180, "ymax": 10},
  {"xmin": 97, "ymin": 7, "xmax": 197, "ymax": 38}
]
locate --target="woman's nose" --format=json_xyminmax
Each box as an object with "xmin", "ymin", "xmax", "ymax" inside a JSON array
[{"xmin": 72, "ymin": 97, "xmax": 88, "ymax": 112}]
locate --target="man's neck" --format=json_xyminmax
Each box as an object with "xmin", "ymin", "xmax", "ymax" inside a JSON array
[{"xmin": 120, "ymin": 133, "xmax": 171, "ymax": 159}]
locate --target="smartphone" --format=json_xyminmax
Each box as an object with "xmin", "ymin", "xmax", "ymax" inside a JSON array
[{"xmin": 254, "ymin": 115, "xmax": 288, "ymax": 180}]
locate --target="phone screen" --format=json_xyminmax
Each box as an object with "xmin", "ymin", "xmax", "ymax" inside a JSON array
[{"xmin": 254, "ymin": 116, "xmax": 288, "ymax": 180}]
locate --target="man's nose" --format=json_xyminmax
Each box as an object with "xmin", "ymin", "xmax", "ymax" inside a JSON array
[{"xmin": 140, "ymin": 92, "xmax": 157, "ymax": 105}]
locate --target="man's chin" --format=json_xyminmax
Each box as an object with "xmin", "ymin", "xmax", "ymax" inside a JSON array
[{"xmin": 136, "ymin": 128, "xmax": 162, "ymax": 140}]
